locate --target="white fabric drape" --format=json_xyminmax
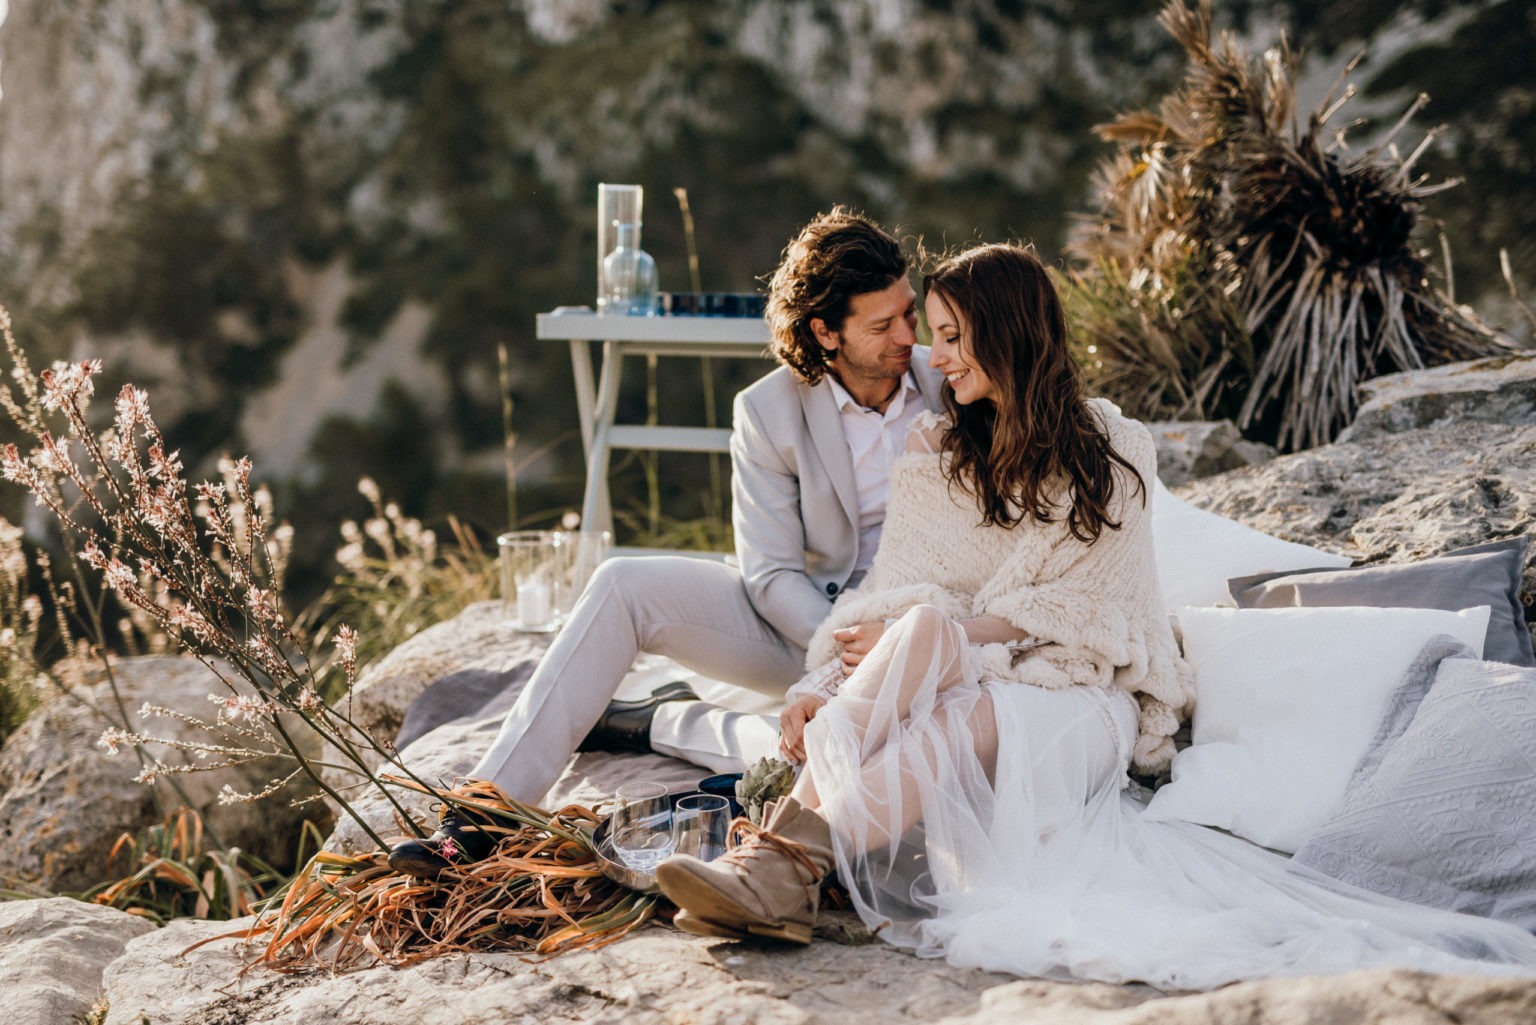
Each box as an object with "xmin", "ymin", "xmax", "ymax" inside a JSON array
[{"xmin": 804, "ymin": 607, "xmax": 1536, "ymax": 989}]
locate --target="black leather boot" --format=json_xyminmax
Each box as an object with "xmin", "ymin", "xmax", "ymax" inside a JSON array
[
  {"xmin": 576, "ymin": 681, "xmax": 698, "ymax": 754},
  {"xmin": 387, "ymin": 805, "xmax": 504, "ymax": 880}
]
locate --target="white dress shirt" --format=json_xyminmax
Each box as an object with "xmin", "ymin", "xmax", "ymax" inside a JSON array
[{"xmin": 825, "ymin": 372, "xmax": 925, "ymax": 586}]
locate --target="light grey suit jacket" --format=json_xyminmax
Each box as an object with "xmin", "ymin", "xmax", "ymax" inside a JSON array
[{"xmin": 730, "ymin": 349, "xmax": 946, "ymax": 652}]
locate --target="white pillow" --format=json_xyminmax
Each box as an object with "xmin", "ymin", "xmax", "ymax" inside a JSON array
[
  {"xmin": 1152, "ymin": 480, "xmax": 1351, "ymax": 609},
  {"xmin": 1143, "ymin": 604, "xmax": 1491, "ymax": 852}
]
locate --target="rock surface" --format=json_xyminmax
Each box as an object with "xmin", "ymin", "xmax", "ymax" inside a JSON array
[
  {"xmin": 1145, "ymin": 420, "xmax": 1277, "ymax": 486},
  {"xmin": 1339, "ymin": 353, "xmax": 1536, "ymax": 443},
  {"xmin": 328, "ymin": 600, "xmax": 746, "ymax": 855},
  {"xmin": 348, "ymin": 600, "xmax": 550, "ymax": 743},
  {"xmin": 0, "ymin": 897, "xmax": 154, "ymax": 1025},
  {"xmin": 1174, "ymin": 419, "xmax": 1536, "ymax": 626},
  {"xmin": 0, "ymin": 656, "xmax": 321, "ymax": 893},
  {"xmin": 94, "ymin": 912, "xmax": 1536, "ymax": 1025}
]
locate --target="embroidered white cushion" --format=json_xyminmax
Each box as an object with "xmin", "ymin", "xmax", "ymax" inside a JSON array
[
  {"xmin": 1152, "ymin": 480, "xmax": 1351, "ymax": 610},
  {"xmin": 1144, "ymin": 604, "xmax": 1491, "ymax": 852}
]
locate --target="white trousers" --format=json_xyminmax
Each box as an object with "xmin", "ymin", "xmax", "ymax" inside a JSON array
[{"xmin": 470, "ymin": 555, "xmax": 799, "ymax": 803}]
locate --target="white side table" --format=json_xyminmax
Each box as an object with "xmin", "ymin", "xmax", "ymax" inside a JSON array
[{"xmin": 535, "ymin": 309, "xmax": 773, "ymax": 540}]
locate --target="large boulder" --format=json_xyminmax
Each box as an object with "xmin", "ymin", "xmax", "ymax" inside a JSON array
[
  {"xmin": 1339, "ymin": 353, "xmax": 1536, "ymax": 444},
  {"xmin": 1145, "ymin": 420, "xmax": 1277, "ymax": 486},
  {"xmin": 0, "ymin": 656, "xmax": 322, "ymax": 893},
  {"xmin": 0, "ymin": 897, "xmax": 154, "ymax": 1025},
  {"xmin": 1174, "ymin": 419, "xmax": 1536, "ymax": 630},
  {"xmin": 100, "ymin": 912, "xmax": 1536, "ymax": 1025}
]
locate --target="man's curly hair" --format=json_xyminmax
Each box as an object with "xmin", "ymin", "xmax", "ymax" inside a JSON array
[{"xmin": 764, "ymin": 207, "xmax": 907, "ymax": 385}]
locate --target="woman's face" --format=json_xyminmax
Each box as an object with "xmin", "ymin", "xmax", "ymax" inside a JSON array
[{"xmin": 925, "ymin": 292, "xmax": 1000, "ymax": 405}]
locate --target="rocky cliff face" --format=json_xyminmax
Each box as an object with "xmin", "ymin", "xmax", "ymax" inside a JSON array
[{"xmin": 0, "ymin": 1, "xmax": 1528, "ymax": 559}]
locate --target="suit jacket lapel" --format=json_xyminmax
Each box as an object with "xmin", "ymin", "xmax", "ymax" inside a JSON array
[{"xmin": 802, "ymin": 380, "xmax": 861, "ymax": 532}]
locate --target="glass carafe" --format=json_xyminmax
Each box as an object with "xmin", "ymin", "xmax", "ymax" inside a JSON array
[
  {"xmin": 601, "ymin": 221, "xmax": 658, "ymax": 316},
  {"xmin": 596, "ymin": 184, "xmax": 643, "ymax": 311}
]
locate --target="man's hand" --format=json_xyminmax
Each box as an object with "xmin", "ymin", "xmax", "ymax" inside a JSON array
[
  {"xmin": 833, "ymin": 620, "xmax": 887, "ymax": 674},
  {"xmin": 779, "ymin": 694, "xmax": 827, "ymax": 764}
]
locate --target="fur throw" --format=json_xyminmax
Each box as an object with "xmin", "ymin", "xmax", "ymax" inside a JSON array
[{"xmin": 806, "ymin": 399, "xmax": 1194, "ymax": 774}]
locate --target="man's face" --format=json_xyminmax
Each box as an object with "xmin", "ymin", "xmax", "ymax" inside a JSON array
[{"xmin": 812, "ymin": 278, "xmax": 919, "ymax": 397}]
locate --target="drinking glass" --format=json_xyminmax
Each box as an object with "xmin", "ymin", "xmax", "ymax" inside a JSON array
[
  {"xmin": 497, "ymin": 530, "xmax": 563, "ymax": 632},
  {"xmin": 609, "ymin": 782, "xmax": 676, "ymax": 874},
  {"xmin": 674, "ymin": 793, "xmax": 730, "ymax": 863}
]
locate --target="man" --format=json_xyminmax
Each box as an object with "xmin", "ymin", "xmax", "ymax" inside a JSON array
[{"xmin": 389, "ymin": 207, "xmax": 945, "ymax": 878}]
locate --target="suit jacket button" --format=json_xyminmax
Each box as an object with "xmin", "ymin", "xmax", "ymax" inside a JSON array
[{"xmin": 826, "ymin": 582, "xmax": 838, "ymax": 596}]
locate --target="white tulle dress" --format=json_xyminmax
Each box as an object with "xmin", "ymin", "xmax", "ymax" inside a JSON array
[{"xmin": 795, "ymin": 407, "xmax": 1536, "ymax": 988}]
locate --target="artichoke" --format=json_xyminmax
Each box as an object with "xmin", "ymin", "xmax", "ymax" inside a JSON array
[{"xmin": 734, "ymin": 757, "xmax": 796, "ymax": 825}]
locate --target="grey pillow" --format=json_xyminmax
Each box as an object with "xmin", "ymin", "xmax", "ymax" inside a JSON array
[
  {"xmin": 1293, "ymin": 637, "xmax": 1536, "ymax": 929},
  {"xmin": 1228, "ymin": 536, "xmax": 1534, "ymax": 667}
]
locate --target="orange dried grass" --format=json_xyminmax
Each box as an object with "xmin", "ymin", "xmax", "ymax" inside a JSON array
[{"xmin": 201, "ymin": 779, "xmax": 658, "ymax": 974}]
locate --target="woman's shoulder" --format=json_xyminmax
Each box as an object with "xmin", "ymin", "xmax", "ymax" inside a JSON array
[
  {"xmin": 1083, "ymin": 397, "xmax": 1157, "ymax": 486},
  {"xmin": 904, "ymin": 409, "xmax": 952, "ymax": 454},
  {"xmin": 911, "ymin": 408, "xmax": 951, "ymax": 433},
  {"xmin": 1085, "ymin": 397, "xmax": 1151, "ymax": 448},
  {"xmin": 1083, "ymin": 396, "xmax": 1129, "ymax": 426}
]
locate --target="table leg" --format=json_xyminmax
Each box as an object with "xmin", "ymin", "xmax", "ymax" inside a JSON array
[
  {"xmin": 581, "ymin": 341, "xmax": 622, "ymax": 534},
  {"xmin": 568, "ymin": 338, "xmax": 596, "ymax": 457}
]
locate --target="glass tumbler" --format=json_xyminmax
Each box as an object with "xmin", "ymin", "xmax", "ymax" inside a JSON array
[
  {"xmin": 674, "ymin": 793, "xmax": 731, "ymax": 863},
  {"xmin": 610, "ymin": 782, "xmax": 676, "ymax": 874},
  {"xmin": 498, "ymin": 530, "xmax": 563, "ymax": 633}
]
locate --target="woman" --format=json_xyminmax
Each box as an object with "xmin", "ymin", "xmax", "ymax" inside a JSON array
[{"xmin": 657, "ymin": 244, "xmax": 1536, "ymax": 987}]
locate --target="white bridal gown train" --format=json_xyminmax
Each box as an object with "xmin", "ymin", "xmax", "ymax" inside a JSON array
[{"xmin": 803, "ymin": 606, "xmax": 1536, "ymax": 989}]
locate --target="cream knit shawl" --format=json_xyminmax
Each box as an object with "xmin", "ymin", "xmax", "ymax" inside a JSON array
[{"xmin": 806, "ymin": 399, "xmax": 1194, "ymax": 773}]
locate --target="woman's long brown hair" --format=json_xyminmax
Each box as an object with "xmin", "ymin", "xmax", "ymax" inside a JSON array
[{"xmin": 922, "ymin": 244, "xmax": 1144, "ymax": 544}]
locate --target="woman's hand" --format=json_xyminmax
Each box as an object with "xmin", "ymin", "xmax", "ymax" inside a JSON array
[
  {"xmin": 833, "ymin": 620, "xmax": 887, "ymax": 674},
  {"xmin": 960, "ymin": 614, "xmax": 1031, "ymax": 646},
  {"xmin": 779, "ymin": 694, "xmax": 827, "ymax": 764}
]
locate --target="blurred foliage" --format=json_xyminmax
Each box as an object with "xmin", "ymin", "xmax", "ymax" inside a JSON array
[
  {"xmin": 0, "ymin": 0, "xmax": 1182, "ymax": 546},
  {"xmin": 0, "ymin": 529, "xmax": 44, "ymax": 745},
  {"xmin": 87, "ymin": 807, "xmax": 321, "ymax": 925},
  {"xmin": 299, "ymin": 479, "xmax": 500, "ymax": 686},
  {"xmin": 0, "ymin": 0, "xmax": 1530, "ymax": 605},
  {"xmin": 1064, "ymin": 0, "xmax": 1506, "ymax": 452}
]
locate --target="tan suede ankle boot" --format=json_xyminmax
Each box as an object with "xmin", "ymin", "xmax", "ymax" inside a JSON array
[{"xmin": 655, "ymin": 796, "xmax": 834, "ymax": 945}]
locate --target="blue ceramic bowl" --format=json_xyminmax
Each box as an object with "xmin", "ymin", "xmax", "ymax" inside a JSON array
[{"xmin": 698, "ymin": 773, "xmax": 744, "ymax": 817}]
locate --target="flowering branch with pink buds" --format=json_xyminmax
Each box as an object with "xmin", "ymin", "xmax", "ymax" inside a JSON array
[{"xmin": 0, "ymin": 308, "xmax": 432, "ymax": 852}]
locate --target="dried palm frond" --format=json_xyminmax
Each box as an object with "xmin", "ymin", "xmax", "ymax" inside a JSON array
[
  {"xmin": 207, "ymin": 779, "xmax": 658, "ymax": 974},
  {"xmin": 1066, "ymin": 0, "xmax": 1509, "ymax": 451}
]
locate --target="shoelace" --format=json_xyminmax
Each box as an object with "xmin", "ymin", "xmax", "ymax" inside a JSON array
[{"xmin": 719, "ymin": 817, "xmax": 825, "ymax": 907}]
